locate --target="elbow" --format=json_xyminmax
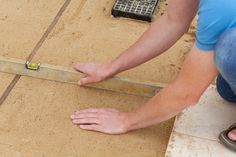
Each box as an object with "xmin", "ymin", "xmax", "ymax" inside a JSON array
[
  {"xmin": 171, "ymin": 82, "xmax": 202, "ymax": 107},
  {"xmin": 176, "ymin": 91, "xmax": 200, "ymax": 107},
  {"xmin": 166, "ymin": 14, "xmax": 192, "ymax": 34},
  {"xmin": 184, "ymin": 94, "xmax": 200, "ymax": 107}
]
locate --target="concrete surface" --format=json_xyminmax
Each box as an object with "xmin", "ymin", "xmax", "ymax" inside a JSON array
[{"xmin": 166, "ymin": 86, "xmax": 236, "ymax": 157}]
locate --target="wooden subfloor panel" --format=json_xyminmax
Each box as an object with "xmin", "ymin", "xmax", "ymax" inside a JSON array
[
  {"xmin": 32, "ymin": 0, "xmax": 196, "ymax": 84},
  {"xmin": 0, "ymin": 77, "xmax": 173, "ymax": 157},
  {"xmin": 0, "ymin": 0, "xmax": 65, "ymax": 59},
  {"xmin": 0, "ymin": 0, "xmax": 67, "ymax": 97},
  {"xmin": 0, "ymin": 73, "xmax": 15, "ymax": 96}
]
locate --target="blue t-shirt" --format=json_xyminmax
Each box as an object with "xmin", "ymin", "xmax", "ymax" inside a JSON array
[{"xmin": 196, "ymin": 0, "xmax": 236, "ymax": 51}]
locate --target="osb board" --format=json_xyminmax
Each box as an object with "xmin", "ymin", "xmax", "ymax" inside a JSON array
[
  {"xmin": 0, "ymin": 77, "xmax": 174, "ymax": 157},
  {"xmin": 0, "ymin": 0, "xmax": 67, "ymax": 96},
  {"xmin": 32, "ymin": 0, "xmax": 196, "ymax": 84},
  {"xmin": 0, "ymin": 0, "xmax": 65, "ymax": 59},
  {"xmin": 165, "ymin": 86, "xmax": 236, "ymax": 157},
  {"xmin": 0, "ymin": 73, "xmax": 15, "ymax": 96}
]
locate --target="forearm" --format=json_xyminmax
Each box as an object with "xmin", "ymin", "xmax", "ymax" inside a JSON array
[
  {"xmin": 109, "ymin": 14, "xmax": 189, "ymax": 75},
  {"xmin": 124, "ymin": 47, "xmax": 218, "ymax": 131},
  {"xmin": 125, "ymin": 82, "xmax": 193, "ymax": 130}
]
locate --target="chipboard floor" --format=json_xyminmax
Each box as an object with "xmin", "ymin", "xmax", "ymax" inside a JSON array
[{"xmin": 0, "ymin": 0, "xmax": 200, "ymax": 156}]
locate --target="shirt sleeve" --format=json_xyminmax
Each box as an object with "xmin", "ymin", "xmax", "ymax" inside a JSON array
[
  {"xmin": 196, "ymin": 0, "xmax": 236, "ymax": 51},
  {"xmin": 196, "ymin": 17, "xmax": 226, "ymax": 51}
]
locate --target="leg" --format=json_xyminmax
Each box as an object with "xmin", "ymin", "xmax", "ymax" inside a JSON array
[
  {"xmin": 215, "ymin": 27, "xmax": 236, "ymax": 143},
  {"xmin": 215, "ymin": 28, "xmax": 236, "ymax": 94},
  {"xmin": 216, "ymin": 74, "xmax": 236, "ymax": 103}
]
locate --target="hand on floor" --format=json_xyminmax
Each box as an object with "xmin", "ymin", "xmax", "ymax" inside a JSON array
[
  {"xmin": 71, "ymin": 108, "xmax": 129, "ymax": 134},
  {"xmin": 73, "ymin": 63, "xmax": 113, "ymax": 85}
]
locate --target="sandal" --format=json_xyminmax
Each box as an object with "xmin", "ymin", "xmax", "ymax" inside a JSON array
[{"xmin": 219, "ymin": 123, "xmax": 236, "ymax": 151}]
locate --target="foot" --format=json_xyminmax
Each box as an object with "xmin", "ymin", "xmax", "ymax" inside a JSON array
[{"xmin": 228, "ymin": 128, "xmax": 236, "ymax": 141}]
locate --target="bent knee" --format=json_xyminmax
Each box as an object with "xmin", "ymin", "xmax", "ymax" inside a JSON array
[{"xmin": 214, "ymin": 28, "xmax": 236, "ymax": 73}]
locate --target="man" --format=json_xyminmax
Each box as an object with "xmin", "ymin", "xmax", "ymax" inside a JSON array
[{"xmin": 71, "ymin": 0, "xmax": 236, "ymax": 151}]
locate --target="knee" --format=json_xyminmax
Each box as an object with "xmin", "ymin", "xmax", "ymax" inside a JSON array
[
  {"xmin": 214, "ymin": 28, "xmax": 236, "ymax": 73},
  {"xmin": 216, "ymin": 75, "xmax": 236, "ymax": 103}
]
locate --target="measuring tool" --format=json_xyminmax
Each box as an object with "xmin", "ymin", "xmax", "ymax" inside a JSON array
[
  {"xmin": 0, "ymin": 56, "xmax": 165, "ymax": 97},
  {"xmin": 25, "ymin": 61, "xmax": 41, "ymax": 71}
]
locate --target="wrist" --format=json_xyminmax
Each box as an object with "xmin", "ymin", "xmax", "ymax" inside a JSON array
[
  {"xmin": 123, "ymin": 111, "xmax": 138, "ymax": 132},
  {"xmin": 105, "ymin": 61, "xmax": 120, "ymax": 77}
]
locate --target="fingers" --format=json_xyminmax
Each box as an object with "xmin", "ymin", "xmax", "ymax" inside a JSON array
[
  {"xmin": 71, "ymin": 108, "xmax": 126, "ymax": 134},
  {"xmin": 72, "ymin": 117, "xmax": 99, "ymax": 124},
  {"xmin": 71, "ymin": 112, "xmax": 98, "ymax": 119},
  {"xmin": 80, "ymin": 124, "xmax": 102, "ymax": 132},
  {"xmin": 73, "ymin": 63, "xmax": 96, "ymax": 74},
  {"xmin": 71, "ymin": 109, "xmax": 100, "ymax": 125},
  {"xmin": 73, "ymin": 63, "xmax": 108, "ymax": 86},
  {"xmin": 73, "ymin": 63, "xmax": 86, "ymax": 73},
  {"xmin": 78, "ymin": 76, "xmax": 97, "ymax": 85},
  {"xmin": 73, "ymin": 63, "xmax": 100, "ymax": 85}
]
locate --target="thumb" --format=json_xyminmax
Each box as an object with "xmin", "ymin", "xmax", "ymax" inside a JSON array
[{"xmin": 78, "ymin": 76, "xmax": 97, "ymax": 85}]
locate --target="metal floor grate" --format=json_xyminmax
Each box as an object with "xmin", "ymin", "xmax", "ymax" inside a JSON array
[{"xmin": 112, "ymin": 0, "xmax": 159, "ymax": 22}]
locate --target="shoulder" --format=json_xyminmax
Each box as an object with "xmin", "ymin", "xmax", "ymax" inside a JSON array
[{"xmin": 196, "ymin": 0, "xmax": 236, "ymax": 51}]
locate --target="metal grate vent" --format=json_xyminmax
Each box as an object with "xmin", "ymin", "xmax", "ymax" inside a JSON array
[{"xmin": 112, "ymin": 0, "xmax": 159, "ymax": 22}]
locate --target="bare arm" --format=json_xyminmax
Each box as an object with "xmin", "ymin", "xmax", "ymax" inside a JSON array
[
  {"xmin": 109, "ymin": 0, "xmax": 198, "ymax": 74},
  {"xmin": 71, "ymin": 46, "xmax": 218, "ymax": 134},
  {"xmin": 125, "ymin": 47, "xmax": 218, "ymax": 130},
  {"xmin": 74, "ymin": 0, "xmax": 198, "ymax": 85}
]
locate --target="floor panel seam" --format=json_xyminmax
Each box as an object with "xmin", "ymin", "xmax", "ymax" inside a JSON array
[{"xmin": 0, "ymin": 0, "xmax": 72, "ymax": 106}]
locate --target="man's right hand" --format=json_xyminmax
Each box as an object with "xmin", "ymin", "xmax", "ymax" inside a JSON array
[{"xmin": 73, "ymin": 63, "xmax": 113, "ymax": 85}]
